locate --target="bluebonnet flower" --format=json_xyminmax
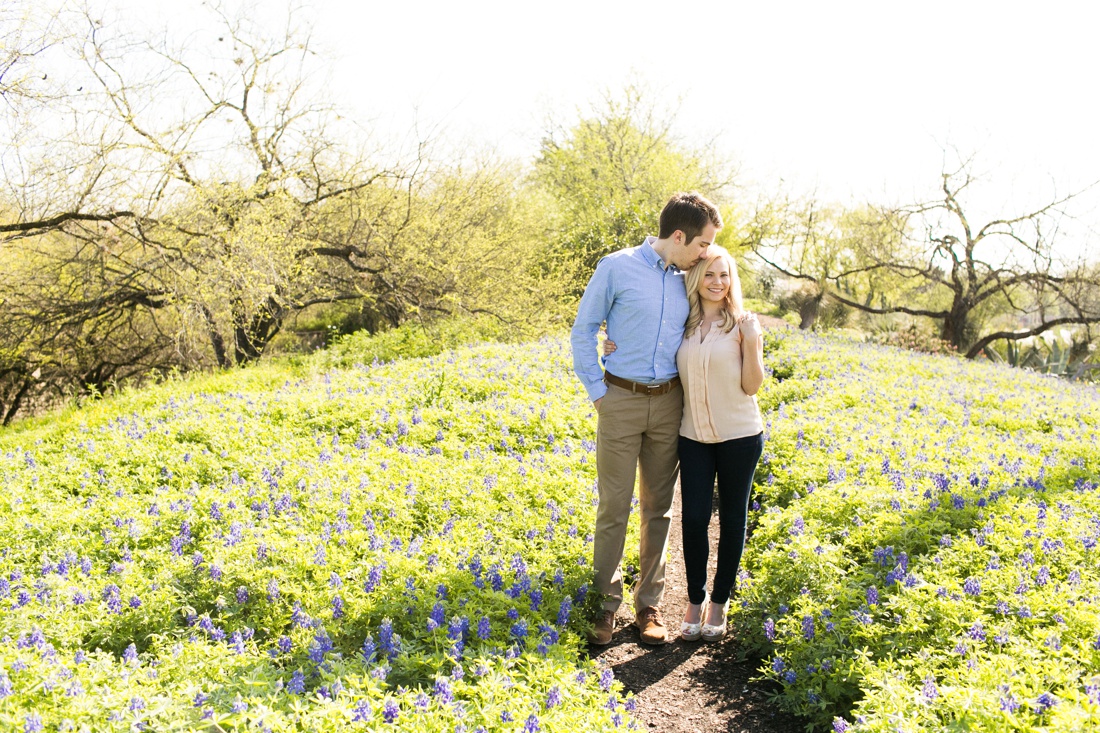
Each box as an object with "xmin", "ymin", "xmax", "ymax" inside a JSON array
[
  {"xmin": 802, "ymin": 615, "xmax": 815, "ymax": 640},
  {"xmin": 429, "ymin": 602, "xmax": 446, "ymax": 630},
  {"xmin": 364, "ymin": 565, "xmax": 383, "ymax": 592},
  {"xmin": 193, "ymin": 692, "xmax": 208, "ymax": 707},
  {"xmin": 308, "ymin": 629, "xmax": 334, "ymax": 663},
  {"xmin": 962, "ymin": 577, "xmax": 981, "ymax": 596},
  {"xmin": 266, "ymin": 579, "xmax": 279, "ymax": 601},
  {"xmin": 236, "ymin": 586, "xmax": 249, "ymax": 604},
  {"xmin": 501, "ymin": 711, "xmax": 514, "ymax": 723},
  {"xmin": 278, "ymin": 636, "xmax": 293, "ymax": 654},
  {"xmin": 1035, "ymin": 566, "xmax": 1051, "ymax": 586},
  {"xmin": 866, "ymin": 586, "xmax": 879, "ymax": 605},
  {"xmin": 556, "ymin": 597, "xmax": 572, "ymax": 626},
  {"xmin": 1033, "ymin": 692, "xmax": 1057, "ymax": 712},
  {"xmin": 772, "ymin": 657, "xmax": 785, "ymax": 673},
  {"xmin": 361, "ymin": 635, "xmax": 376, "ymax": 663},
  {"xmin": 123, "ymin": 643, "xmax": 139, "ymax": 665},
  {"xmin": 434, "ymin": 678, "xmax": 454, "ymax": 704},
  {"xmin": 1086, "ymin": 683, "xmax": 1099, "ymax": 705},
  {"xmin": 790, "ymin": 517, "xmax": 805, "ymax": 536},
  {"xmin": 524, "ymin": 714, "xmax": 541, "ymax": 732},
  {"xmin": 922, "ymin": 677, "xmax": 938, "ymax": 701},
  {"xmin": 784, "ymin": 670, "xmax": 796, "ymax": 684},
  {"xmin": 0, "ymin": 672, "xmax": 13, "ymax": 697},
  {"xmin": 332, "ymin": 595, "xmax": 345, "ymax": 620},
  {"xmin": 291, "ymin": 603, "xmax": 311, "ymax": 628},
  {"xmin": 764, "ymin": 618, "xmax": 776, "ymax": 641},
  {"xmin": 352, "ymin": 698, "xmax": 372, "ymax": 722},
  {"xmin": 599, "ymin": 668, "xmax": 614, "ymax": 692},
  {"xmin": 24, "ymin": 713, "xmax": 44, "ymax": 733},
  {"xmin": 287, "ymin": 671, "xmax": 306, "ymax": 695},
  {"xmin": 414, "ymin": 692, "xmax": 429, "ymax": 711},
  {"xmin": 546, "ymin": 686, "xmax": 562, "ymax": 709},
  {"xmin": 996, "ymin": 684, "xmax": 1019, "ymax": 711}
]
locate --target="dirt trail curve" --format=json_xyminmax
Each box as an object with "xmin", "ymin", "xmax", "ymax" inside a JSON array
[{"xmin": 586, "ymin": 316, "xmax": 806, "ymax": 733}]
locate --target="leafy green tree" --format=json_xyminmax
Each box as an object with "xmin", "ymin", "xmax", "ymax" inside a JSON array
[{"xmin": 533, "ymin": 85, "xmax": 729, "ymax": 290}]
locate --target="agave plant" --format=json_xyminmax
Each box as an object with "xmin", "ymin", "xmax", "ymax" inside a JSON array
[{"xmin": 986, "ymin": 328, "xmax": 1099, "ymax": 381}]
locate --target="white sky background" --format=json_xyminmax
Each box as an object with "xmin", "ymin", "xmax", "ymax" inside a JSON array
[
  {"xmin": 306, "ymin": 1, "xmax": 1100, "ymax": 209},
  {"xmin": 34, "ymin": 0, "xmax": 1100, "ymax": 254}
]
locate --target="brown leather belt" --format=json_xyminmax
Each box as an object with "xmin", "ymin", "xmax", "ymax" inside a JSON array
[{"xmin": 604, "ymin": 372, "xmax": 681, "ymax": 396}]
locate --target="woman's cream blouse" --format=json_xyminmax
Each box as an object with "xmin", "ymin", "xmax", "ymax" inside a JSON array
[{"xmin": 676, "ymin": 323, "xmax": 763, "ymax": 443}]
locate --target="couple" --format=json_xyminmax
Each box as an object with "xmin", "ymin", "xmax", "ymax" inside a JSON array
[{"xmin": 570, "ymin": 192, "xmax": 764, "ymax": 646}]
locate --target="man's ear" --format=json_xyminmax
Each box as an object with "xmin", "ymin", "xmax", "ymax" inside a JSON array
[{"xmin": 673, "ymin": 230, "xmax": 685, "ymax": 246}]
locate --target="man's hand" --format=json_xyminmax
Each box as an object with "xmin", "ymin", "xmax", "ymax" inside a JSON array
[{"xmin": 593, "ymin": 398, "xmax": 602, "ymax": 411}]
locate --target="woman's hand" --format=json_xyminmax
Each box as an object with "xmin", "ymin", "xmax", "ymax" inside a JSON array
[
  {"xmin": 602, "ymin": 338, "xmax": 618, "ymax": 356},
  {"xmin": 739, "ymin": 312, "xmax": 765, "ymax": 395},
  {"xmin": 738, "ymin": 312, "xmax": 762, "ymax": 342}
]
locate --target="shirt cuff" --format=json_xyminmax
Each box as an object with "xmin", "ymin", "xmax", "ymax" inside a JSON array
[{"xmin": 584, "ymin": 379, "xmax": 608, "ymax": 403}]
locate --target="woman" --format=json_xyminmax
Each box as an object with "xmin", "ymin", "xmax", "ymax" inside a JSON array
[{"xmin": 605, "ymin": 246, "xmax": 764, "ymax": 641}]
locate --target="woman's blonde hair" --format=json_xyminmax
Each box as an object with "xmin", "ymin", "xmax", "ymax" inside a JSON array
[{"xmin": 684, "ymin": 245, "xmax": 744, "ymax": 337}]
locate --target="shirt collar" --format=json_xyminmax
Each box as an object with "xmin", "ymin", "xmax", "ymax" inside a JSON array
[{"xmin": 640, "ymin": 236, "xmax": 677, "ymax": 271}]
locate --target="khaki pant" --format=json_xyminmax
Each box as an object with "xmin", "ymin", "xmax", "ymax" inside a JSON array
[{"xmin": 594, "ymin": 381, "xmax": 682, "ymax": 613}]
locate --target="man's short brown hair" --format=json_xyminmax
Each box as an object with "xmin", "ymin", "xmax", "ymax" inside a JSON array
[{"xmin": 658, "ymin": 192, "xmax": 722, "ymax": 245}]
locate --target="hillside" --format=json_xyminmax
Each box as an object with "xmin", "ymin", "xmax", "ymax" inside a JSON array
[{"xmin": 0, "ymin": 328, "xmax": 1097, "ymax": 731}]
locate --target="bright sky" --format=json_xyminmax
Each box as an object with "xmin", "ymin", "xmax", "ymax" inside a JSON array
[
  {"xmin": 46, "ymin": 0, "xmax": 1100, "ymax": 253},
  {"xmin": 305, "ymin": 0, "xmax": 1100, "ymax": 218}
]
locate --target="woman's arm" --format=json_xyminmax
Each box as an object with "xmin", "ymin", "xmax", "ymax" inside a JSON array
[{"xmin": 739, "ymin": 314, "xmax": 765, "ymax": 396}]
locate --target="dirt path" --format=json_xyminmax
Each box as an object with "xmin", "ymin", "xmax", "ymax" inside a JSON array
[{"xmin": 585, "ymin": 483, "xmax": 806, "ymax": 732}]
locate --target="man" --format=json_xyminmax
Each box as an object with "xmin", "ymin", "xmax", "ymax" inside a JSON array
[{"xmin": 570, "ymin": 192, "xmax": 722, "ymax": 645}]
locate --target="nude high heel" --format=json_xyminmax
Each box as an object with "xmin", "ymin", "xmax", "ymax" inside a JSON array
[
  {"xmin": 680, "ymin": 591, "xmax": 708, "ymax": 642},
  {"xmin": 700, "ymin": 598, "xmax": 730, "ymax": 642}
]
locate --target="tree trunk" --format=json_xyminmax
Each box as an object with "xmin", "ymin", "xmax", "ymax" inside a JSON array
[
  {"xmin": 940, "ymin": 304, "xmax": 969, "ymax": 353},
  {"xmin": 799, "ymin": 292, "xmax": 823, "ymax": 331},
  {"xmin": 201, "ymin": 306, "xmax": 232, "ymax": 368},
  {"xmin": 233, "ymin": 297, "xmax": 283, "ymax": 365}
]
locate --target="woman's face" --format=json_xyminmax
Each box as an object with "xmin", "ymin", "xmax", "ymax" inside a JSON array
[{"xmin": 699, "ymin": 256, "xmax": 731, "ymax": 305}]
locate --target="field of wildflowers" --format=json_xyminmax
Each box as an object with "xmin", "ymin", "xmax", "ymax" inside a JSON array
[
  {"xmin": 740, "ymin": 330, "xmax": 1100, "ymax": 732},
  {"xmin": 1, "ymin": 324, "xmax": 1097, "ymax": 732},
  {"xmin": 0, "ymin": 338, "xmax": 634, "ymax": 731}
]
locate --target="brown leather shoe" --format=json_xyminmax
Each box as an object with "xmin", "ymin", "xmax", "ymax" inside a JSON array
[
  {"xmin": 587, "ymin": 609, "xmax": 616, "ymax": 645},
  {"xmin": 634, "ymin": 606, "xmax": 667, "ymax": 645}
]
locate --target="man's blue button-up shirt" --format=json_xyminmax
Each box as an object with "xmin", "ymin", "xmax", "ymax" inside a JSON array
[{"xmin": 571, "ymin": 236, "xmax": 690, "ymax": 402}]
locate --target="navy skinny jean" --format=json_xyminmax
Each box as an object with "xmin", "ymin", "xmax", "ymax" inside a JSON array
[{"xmin": 678, "ymin": 432, "xmax": 764, "ymax": 605}]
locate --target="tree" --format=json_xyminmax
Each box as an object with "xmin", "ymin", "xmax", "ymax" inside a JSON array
[
  {"xmin": 749, "ymin": 161, "xmax": 1100, "ymax": 357},
  {"xmin": 533, "ymin": 84, "xmax": 731, "ymax": 290},
  {"xmin": 1, "ymin": 3, "xmax": 411, "ymax": 367},
  {"xmin": 0, "ymin": 3, "xmax": 567, "ymax": 422}
]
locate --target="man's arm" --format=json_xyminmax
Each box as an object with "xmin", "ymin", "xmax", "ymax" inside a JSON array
[{"xmin": 570, "ymin": 259, "xmax": 615, "ymax": 404}]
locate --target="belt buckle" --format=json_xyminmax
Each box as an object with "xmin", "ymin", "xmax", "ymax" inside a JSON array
[{"xmin": 645, "ymin": 382, "xmax": 661, "ymax": 396}]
